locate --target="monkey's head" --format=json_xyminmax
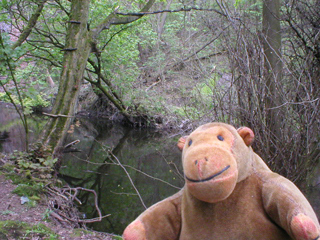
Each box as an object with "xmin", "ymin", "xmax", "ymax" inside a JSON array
[{"xmin": 177, "ymin": 122, "xmax": 254, "ymax": 203}]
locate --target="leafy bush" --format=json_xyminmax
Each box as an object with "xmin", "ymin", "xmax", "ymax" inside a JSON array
[{"xmin": 9, "ymin": 150, "xmax": 58, "ymax": 180}]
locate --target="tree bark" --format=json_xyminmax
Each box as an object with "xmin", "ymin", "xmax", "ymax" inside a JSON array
[
  {"xmin": 39, "ymin": 0, "xmax": 91, "ymax": 155},
  {"xmin": 262, "ymin": 0, "xmax": 282, "ymax": 141},
  {"xmin": 157, "ymin": 0, "xmax": 173, "ymax": 39}
]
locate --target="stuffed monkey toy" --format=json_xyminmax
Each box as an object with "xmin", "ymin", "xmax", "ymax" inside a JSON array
[{"xmin": 123, "ymin": 122, "xmax": 319, "ymax": 240}]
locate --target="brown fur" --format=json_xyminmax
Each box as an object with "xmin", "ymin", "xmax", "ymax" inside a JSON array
[{"xmin": 123, "ymin": 122, "xmax": 319, "ymax": 240}]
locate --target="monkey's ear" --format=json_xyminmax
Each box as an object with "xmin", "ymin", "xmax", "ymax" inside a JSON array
[
  {"xmin": 177, "ymin": 136, "xmax": 188, "ymax": 151},
  {"xmin": 237, "ymin": 127, "xmax": 254, "ymax": 147}
]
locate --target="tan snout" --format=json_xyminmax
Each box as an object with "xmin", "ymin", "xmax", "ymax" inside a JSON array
[{"xmin": 183, "ymin": 145, "xmax": 238, "ymax": 203}]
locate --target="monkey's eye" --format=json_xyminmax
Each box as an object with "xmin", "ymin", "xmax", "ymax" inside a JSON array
[
  {"xmin": 217, "ymin": 135, "xmax": 224, "ymax": 141},
  {"xmin": 188, "ymin": 139, "xmax": 193, "ymax": 146}
]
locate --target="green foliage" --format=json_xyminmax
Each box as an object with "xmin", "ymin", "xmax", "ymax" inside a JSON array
[
  {"xmin": 4, "ymin": 150, "xmax": 53, "ymax": 201},
  {"xmin": 8, "ymin": 150, "xmax": 58, "ymax": 180},
  {"xmin": 99, "ymin": 23, "xmax": 143, "ymax": 93},
  {"xmin": 3, "ymin": 150, "xmax": 56, "ymax": 207},
  {"xmin": 0, "ymin": 92, "xmax": 50, "ymax": 114},
  {"xmin": 1, "ymin": 162, "xmax": 15, "ymax": 172},
  {"xmin": 234, "ymin": 0, "xmax": 245, "ymax": 7},
  {"xmin": 15, "ymin": 63, "xmax": 48, "ymax": 87},
  {"xmin": 42, "ymin": 209, "xmax": 52, "ymax": 221},
  {"xmin": 234, "ymin": 0, "xmax": 262, "ymax": 18},
  {"xmin": 196, "ymin": 77, "xmax": 216, "ymax": 96},
  {"xmin": 1, "ymin": 56, "xmax": 52, "ymax": 113},
  {"xmin": 23, "ymin": 93, "xmax": 50, "ymax": 113},
  {"xmin": 0, "ymin": 33, "xmax": 25, "ymax": 74}
]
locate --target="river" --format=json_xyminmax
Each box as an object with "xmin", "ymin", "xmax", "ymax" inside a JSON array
[{"xmin": 0, "ymin": 102, "xmax": 319, "ymax": 235}]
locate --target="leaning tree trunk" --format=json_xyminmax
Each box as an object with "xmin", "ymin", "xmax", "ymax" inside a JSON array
[
  {"xmin": 40, "ymin": 0, "xmax": 91, "ymax": 155},
  {"xmin": 39, "ymin": 0, "xmax": 155, "ymax": 156}
]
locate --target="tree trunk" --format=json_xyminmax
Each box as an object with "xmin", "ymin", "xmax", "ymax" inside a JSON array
[
  {"xmin": 39, "ymin": 0, "xmax": 156, "ymax": 156},
  {"xmin": 262, "ymin": 0, "xmax": 282, "ymax": 143},
  {"xmin": 39, "ymin": 0, "xmax": 91, "ymax": 156}
]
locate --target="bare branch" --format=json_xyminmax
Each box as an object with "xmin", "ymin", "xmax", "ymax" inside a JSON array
[
  {"xmin": 42, "ymin": 112, "xmax": 74, "ymax": 118},
  {"xmin": 12, "ymin": 0, "xmax": 47, "ymax": 50},
  {"xmin": 92, "ymin": 0, "xmax": 156, "ymax": 37},
  {"xmin": 116, "ymin": 6, "xmax": 226, "ymax": 17},
  {"xmin": 266, "ymin": 98, "xmax": 319, "ymax": 110},
  {"xmin": 108, "ymin": 151, "xmax": 147, "ymax": 209},
  {"xmin": 46, "ymin": 185, "xmax": 110, "ymax": 224}
]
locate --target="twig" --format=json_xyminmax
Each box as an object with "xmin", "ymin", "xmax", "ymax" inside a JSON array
[
  {"xmin": 108, "ymin": 151, "xmax": 147, "ymax": 209},
  {"xmin": 84, "ymin": 140, "xmax": 182, "ymax": 189},
  {"xmin": 69, "ymin": 187, "xmax": 102, "ymax": 221},
  {"xmin": 146, "ymin": 79, "xmax": 161, "ymax": 91},
  {"xmin": 53, "ymin": 210, "xmax": 110, "ymax": 224},
  {"xmin": 122, "ymin": 164, "xmax": 181, "ymax": 190},
  {"xmin": 110, "ymin": 191, "xmax": 138, "ymax": 196},
  {"xmin": 47, "ymin": 185, "xmax": 107, "ymax": 224},
  {"xmin": 64, "ymin": 140, "xmax": 80, "ymax": 149},
  {"xmin": 159, "ymin": 152, "xmax": 184, "ymax": 180},
  {"xmin": 50, "ymin": 211, "xmax": 69, "ymax": 223},
  {"xmin": 267, "ymin": 98, "xmax": 319, "ymax": 110},
  {"xmin": 46, "ymin": 186, "xmax": 69, "ymax": 201},
  {"xmin": 42, "ymin": 112, "xmax": 74, "ymax": 118},
  {"xmin": 64, "ymin": 191, "xmax": 82, "ymax": 205}
]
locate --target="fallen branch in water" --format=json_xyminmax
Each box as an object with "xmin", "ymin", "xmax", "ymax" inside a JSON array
[
  {"xmin": 64, "ymin": 140, "xmax": 80, "ymax": 149},
  {"xmin": 42, "ymin": 112, "xmax": 74, "ymax": 118}
]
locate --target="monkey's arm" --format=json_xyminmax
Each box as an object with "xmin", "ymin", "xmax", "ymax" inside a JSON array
[
  {"xmin": 123, "ymin": 190, "xmax": 182, "ymax": 240},
  {"xmin": 261, "ymin": 172, "xmax": 319, "ymax": 240}
]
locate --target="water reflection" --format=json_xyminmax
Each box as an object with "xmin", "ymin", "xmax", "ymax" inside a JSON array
[
  {"xmin": 60, "ymin": 119, "xmax": 184, "ymax": 234},
  {"xmin": 0, "ymin": 102, "xmax": 46, "ymax": 153}
]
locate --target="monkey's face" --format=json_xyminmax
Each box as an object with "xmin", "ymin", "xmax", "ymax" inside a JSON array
[{"xmin": 179, "ymin": 125, "xmax": 239, "ymax": 203}]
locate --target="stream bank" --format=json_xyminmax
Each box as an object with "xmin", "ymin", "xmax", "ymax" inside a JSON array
[{"xmin": 0, "ymin": 157, "xmax": 120, "ymax": 240}]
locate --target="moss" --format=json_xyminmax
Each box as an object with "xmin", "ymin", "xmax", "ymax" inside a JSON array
[
  {"xmin": 0, "ymin": 220, "xmax": 27, "ymax": 239},
  {"xmin": 71, "ymin": 228, "xmax": 123, "ymax": 239},
  {"xmin": 71, "ymin": 228, "xmax": 93, "ymax": 237},
  {"xmin": 0, "ymin": 220, "xmax": 59, "ymax": 239},
  {"xmin": 112, "ymin": 235, "xmax": 123, "ymax": 240},
  {"xmin": 12, "ymin": 183, "xmax": 44, "ymax": 197},
  {"xmin": 4, "ymin": 172, "xmax": 33, "ymax": 185}
]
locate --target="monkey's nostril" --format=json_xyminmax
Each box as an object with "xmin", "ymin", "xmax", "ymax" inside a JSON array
[
  {"xmin": 205, "ymin": 158, "xmax": 208, "ymax": 162},
  {"xmin": 195, "ymin": 160, "xmax": 198, "ymax": 165}
]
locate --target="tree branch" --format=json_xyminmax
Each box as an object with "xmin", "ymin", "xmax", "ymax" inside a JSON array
[
  {"xmin": 147, "ymin": 26, "xmax": 229, "ymax": 86},
  {"xmin": 108, "ymin": 151, "xmax": 147, "ymax": 209},
  {"xmin": 11, "ymin": 0, "xmax": 47, "ymax": 50},
  {"xmin": 116, "ymin": 6, "xmax": 225, "ymax": 17},
  {"xmin": 92, "ymin": 0, "xmax": 156, "ymax": 37},
  {"xmin": 181, "ymin": 25, "xmax": 230, "ymax": 62}
]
